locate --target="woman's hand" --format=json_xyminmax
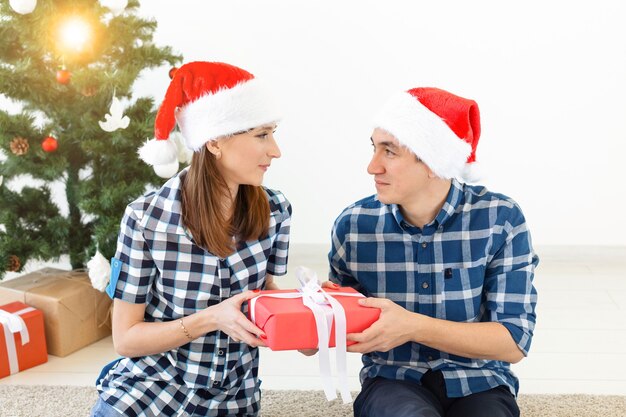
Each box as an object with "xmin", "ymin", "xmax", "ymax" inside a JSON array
[{"xmin": 206, "ymin": 291, "xmax": 267, "ymax": 347}]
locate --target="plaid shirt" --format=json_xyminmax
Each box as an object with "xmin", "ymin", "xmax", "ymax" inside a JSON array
[
  {"xmin": 329, "ymin": 179, "xmax": 538, "ymax": 398},
  {"xmin": 97, "ymin": 168, "xmax": 291, "ymax": 417}
]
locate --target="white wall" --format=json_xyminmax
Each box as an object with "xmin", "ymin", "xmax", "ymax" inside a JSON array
[{"xmin": 5, "ymin": 1, "xmax": 626, "ymax": 247}]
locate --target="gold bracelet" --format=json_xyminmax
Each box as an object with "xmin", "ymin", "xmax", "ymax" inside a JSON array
[{"xmin": 179, "ymin": 318, "xmax": 193, "ymax": 340}]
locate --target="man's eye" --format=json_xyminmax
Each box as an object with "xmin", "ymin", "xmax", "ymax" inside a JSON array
[{"xmin": 256, "ymin": 133, "xmax": 269, "ymax": 139}]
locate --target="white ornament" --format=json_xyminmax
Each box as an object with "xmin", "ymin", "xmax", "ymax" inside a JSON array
[
  {"xmin": 9, "ymin": 0, "xmax": 37, "ymax": 15},
  {"xmin": 87, "ymin": 250, "xmax": 111, "ymax": 292},
  {"xmin": 171, "ymin": 132, "xmax": 193, "ymax": 164},
  {"xmin": 99, "ymin": 95, "xmax": 130, "ymax": 132},
  {"xmin": 99, "ymin": 0, "xmax": 128, "ymax": 16},
  {"xmin": 153, "ymin": 160, "xmax": 179, "ymax": 178}
]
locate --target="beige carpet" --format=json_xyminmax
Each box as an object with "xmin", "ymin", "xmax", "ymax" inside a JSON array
[{"xmin": 0, "ymin": 386, "xmax": 624, "ymax": 416}]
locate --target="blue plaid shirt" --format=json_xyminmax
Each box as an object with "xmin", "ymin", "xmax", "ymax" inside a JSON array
[
  {"xmin": 329, "ymin": 179, "xmax": 538, "ymax": 398},
  {"xmin": 97, "ymin": 168, "xmax": 291, "ymax": 416}
]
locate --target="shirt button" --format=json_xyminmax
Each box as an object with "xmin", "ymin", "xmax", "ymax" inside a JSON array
[
  {"xmin": 422, "ymin": 282, "xmax": 429, "ymax": 289},
  {"xmin": 218, "ymin": 350, "xmax": 224, "ymax": 356},
  {"xmin": 428, "ymin": 355, "xmax": 434, "ymax": 361},
  {"xmin": 421, "ymin": 242, "xmax": 427, "ymax": 248},
  {"xmin": 213, "ymin": 381, "xmax": 219, "ymax": 385}
]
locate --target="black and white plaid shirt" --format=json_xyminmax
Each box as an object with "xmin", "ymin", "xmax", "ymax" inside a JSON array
[{"xmin": 97, "ymin": 168, "xmax": 291, "ymax": 416}]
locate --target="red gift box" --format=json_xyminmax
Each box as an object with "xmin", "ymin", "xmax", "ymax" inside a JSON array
[
  {"xmin": 249, "ymin": 287, "xmax": 380, "ymax": 351},
  {"xmin": 0, "ymin": 301, "xmax": 48, "ymax": 379}
]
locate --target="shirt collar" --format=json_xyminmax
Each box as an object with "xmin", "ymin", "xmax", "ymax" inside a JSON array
[
  {"xmin": 433, "ymin": 178, "xmax": 464, "ymax": 227},
  {"xmin": 389, "ymin": 179, "xmax": 465, "ymax": 229},
  {"xmin": 140, "ymin": 168, "xmax": 188, "ymax": 235}
]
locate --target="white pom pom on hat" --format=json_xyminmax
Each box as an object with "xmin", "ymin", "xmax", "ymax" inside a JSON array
[
  {"xmin": 138, "ymin": 61, "xmax": 281, "ymax": 178},
  {"xmin": 373, "ymin": 87, "xmax": 482, "ymax": 182}
]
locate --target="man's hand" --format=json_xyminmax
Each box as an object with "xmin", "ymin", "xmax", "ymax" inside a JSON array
[
  {"xmin": 207, "ymin": 291, "xmax": 267, "ymax": 348},
  {"xmin": 347, "ymin": 297, "xmax": 420, "ymax": 353}
]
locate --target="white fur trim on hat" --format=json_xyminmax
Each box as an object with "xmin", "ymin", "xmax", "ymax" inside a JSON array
[
  {"xmin": 137, "ymin": 138, "xmax": 179, "ymax": 167},
  {"xmin": 175, "ymin": 78, "xmax": 281, "ymax": 151},
  {"xmin": 373, "ymin": 92, "xmax": 472, "ymax": 180}
]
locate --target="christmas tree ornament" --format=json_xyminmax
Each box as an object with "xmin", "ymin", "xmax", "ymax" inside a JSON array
[
  {"xmin": 87, "ymin": 250, "xmax": 111, "ymax": 292},
  {"xmin": 81, "ymin": 85, "xmax": 98, "ymax": 97},
  {"xmin": 41, "ymin": 136, "xmax": 58, "ymax": 152},
  {"xmin": 171, "ymin": 131, "xmax": 193, "ymax": 164},
  {"xmin": 7, "ymin": 255, "xmax": 21, "ymax": 272},
  {"xmin": 168, "ymin": 67, "xmax": 178, "ymax": 79},
  {"xmin": 99, "ymin": 94, "xmax": 130, "ymax": 132},
  {"xmin": 56, "ymin": 67, "xmax": 71, "ymax": 85},
  {"xmin": 99, "ymin": 0, "xmax": 128, "ymax": 16},
  {"xmin": 9, "ymin": 136, "xmax": 29, "ymax": 155},
  {"xmin": 9, "ymin": 0, "xmax": 37, "ymax": 15}
]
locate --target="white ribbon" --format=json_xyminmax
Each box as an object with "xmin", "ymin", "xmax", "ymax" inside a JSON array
[
  {"xmin": 250, "ymin": 266, "xmax": 363, "ymax": 403},
  {"xmin": 0, "ymin": 306, "xmax": 34, "ymax": 375}
]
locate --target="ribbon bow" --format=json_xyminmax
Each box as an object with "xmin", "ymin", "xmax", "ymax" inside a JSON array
[
  {"xmin": 250, "ymin": 267, "xmax": 363, "ymax": 403},
  {"xmin": 0, "ymin": 307, "xmax": 34, "ymax": 375}
]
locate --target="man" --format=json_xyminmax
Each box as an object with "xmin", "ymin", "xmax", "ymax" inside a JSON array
[{"xmin": 329, "ymin": 87, "xmax": 538, "ymax": 417}]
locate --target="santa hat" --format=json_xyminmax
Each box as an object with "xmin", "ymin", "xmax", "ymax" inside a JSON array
[
  {"xmin": 138, "ymin": 61, "xmax": 280, "ymax": 177},
  {"xmin": 373, "ymin": 87, "xmax": 481, "ymax": 182}
]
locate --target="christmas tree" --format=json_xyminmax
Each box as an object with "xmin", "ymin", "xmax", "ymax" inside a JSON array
[{"xmin": 0, "ymin": 0, "xmax": 181, "ymax": 279}]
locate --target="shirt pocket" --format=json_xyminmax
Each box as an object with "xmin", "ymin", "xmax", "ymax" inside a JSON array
[{"xmin": 441, "ymin": 265, "xmax": 486, "ymax": 322}]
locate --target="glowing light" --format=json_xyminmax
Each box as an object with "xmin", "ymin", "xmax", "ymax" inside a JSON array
[{"xmin": 59, "ymin": 17, "xmax": 91, "ymax": 52}]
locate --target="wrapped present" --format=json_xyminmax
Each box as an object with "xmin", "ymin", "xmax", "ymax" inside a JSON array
[
  {"xmin": 1, "ymin": 301, "xmax": 48, "ymax": 378},
  {"xmin": 249, "ymin": 267, "xmax": 380, "ymax": 403},
  {"xmin": 0, "ymin": 268, "xmax": 111, "ymax": 357},
  {"xmin": 250, "ymin": 286, "xmax": 379, "ymax": 351}
]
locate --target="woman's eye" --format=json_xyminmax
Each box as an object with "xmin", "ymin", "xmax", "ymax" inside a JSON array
[
  {"xmin": 385, "ymin": 149, "xmax": 395, "ymax": 156},
  {"xmin": 256, "ymin": 133, "xmax": 269, "ymax": 139}
]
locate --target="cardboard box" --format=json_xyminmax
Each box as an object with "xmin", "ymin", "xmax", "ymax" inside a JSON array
[
  {"xmin": 249, "ymin": 287, "xmax": 380, "ymax": 351},
  {"xmin": 0, "ymin": 268, "xmax": 111, "ymax": 357},
  {"xmin": 1, "ymin": 301, "xmax": 48, "ymax": 378}
]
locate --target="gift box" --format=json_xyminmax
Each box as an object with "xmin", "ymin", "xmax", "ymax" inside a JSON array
[
  {"xmin": 0, "ymin": 268, "xmax": 111, "ymax": 357},
  {"xmin": 249, "ymin": 286, "xmax": 380, "ymax": 351},
  {"xmin": 1, "ymin": 301, "xmax": 48, "ymax": 378}
]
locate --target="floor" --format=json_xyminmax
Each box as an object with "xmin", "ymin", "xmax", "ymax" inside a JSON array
[{"xmin": 1, "ymin": 244, "xmax": 625, "ymax": 395}]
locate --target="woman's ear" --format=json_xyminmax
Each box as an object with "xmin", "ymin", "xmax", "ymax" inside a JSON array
[{"xmin": 205, "ymin": 140, "xmax": 222, "ymax": 160}]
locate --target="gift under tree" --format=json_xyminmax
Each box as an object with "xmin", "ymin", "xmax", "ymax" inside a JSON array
[{"xmin": 0, "ymin": 0, "xmax": 183, "ymax": 280}]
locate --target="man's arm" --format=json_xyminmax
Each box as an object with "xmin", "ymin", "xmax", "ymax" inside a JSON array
[
  {"xmin": 348, "ymin": 202, "xmax": 538, "ymax": 364},
  {"xmin": 346, "ymin": 298, "xmax": 524, "ymax": 363}
]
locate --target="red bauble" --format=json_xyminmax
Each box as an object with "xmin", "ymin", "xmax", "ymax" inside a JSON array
[
  {"xmin": 56, "ymin": 69, "xmax": 71, "ymax": 85},
  {"xmin": 168, "ymin": 67, "xmax": 178, "ymax": 79},
  {"xmin": 42, "ymin": 136, "xmax": 58, "ymax": 152}
]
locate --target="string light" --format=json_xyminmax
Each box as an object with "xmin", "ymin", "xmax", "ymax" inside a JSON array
[{"xmin": 58, "ymin": 16, "xmax": 91, "ymax": 52}]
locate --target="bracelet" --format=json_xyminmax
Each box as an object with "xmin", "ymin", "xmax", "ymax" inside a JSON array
[{"xmin": 179, "ymin": 318, "xmax": 193, "ymax": 340}]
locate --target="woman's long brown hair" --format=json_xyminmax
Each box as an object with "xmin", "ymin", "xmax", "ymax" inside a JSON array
[{"xmin": 181, "ymin": 146, "xmax": 270, "ymax": 258}]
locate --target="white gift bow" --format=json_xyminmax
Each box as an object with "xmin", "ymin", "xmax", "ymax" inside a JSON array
[
  {"xmin": 249, "ymin": 266, "xmax": 363, "ymax": 403},
  {"xmin": 0, "ymin": 306, "xmax": 34, "ymax": 375}
]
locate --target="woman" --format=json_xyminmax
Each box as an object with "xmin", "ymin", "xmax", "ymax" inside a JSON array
[{"xmin": 91, "ymin": 62, "xmax": 291, "ymax": 417}]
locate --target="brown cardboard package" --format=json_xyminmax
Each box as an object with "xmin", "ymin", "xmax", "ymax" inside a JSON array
[{"xmin": 0, "ymin": 268, "xmax": 111, "ymax": 357}]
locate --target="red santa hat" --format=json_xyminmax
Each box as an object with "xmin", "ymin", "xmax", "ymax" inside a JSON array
[
  {"xmin": 138, "ymin": 61, "xmax": 280, "ymax": 176},
  {"xmin": 373, "ymin": 87, "xmax": 481, "ymax": 181}
]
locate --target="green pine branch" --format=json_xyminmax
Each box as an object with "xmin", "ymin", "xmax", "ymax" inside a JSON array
[{"xmin": 0, "ymin": 0, "xmax": 182, "ymax": 278}]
